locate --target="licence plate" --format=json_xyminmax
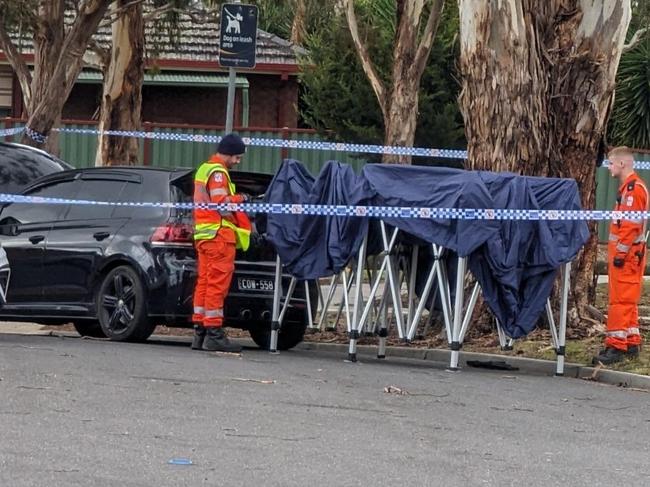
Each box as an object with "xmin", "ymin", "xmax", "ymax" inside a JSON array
[{"xmin": 237, "ymin": 277, "xmax": 274, "ymax": 291}]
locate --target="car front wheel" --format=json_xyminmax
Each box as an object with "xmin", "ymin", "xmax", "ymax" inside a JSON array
[{"xmin": 97, "ymin": 265, "xmax": 155, "ymax": 341}]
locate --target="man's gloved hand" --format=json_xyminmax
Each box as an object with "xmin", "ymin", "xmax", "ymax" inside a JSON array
[
  {"xmin": 239, "ymin": 192, "xmax": 252, "ymax": 203},
  {"xmin": 250, "ymin": 232, "xmax": 266, "ymax": 247},
  {"xmin": 613, "ymin": 255, "xmax": 625, "ymax": 268}
]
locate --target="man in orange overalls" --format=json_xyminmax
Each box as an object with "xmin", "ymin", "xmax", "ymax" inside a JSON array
[
  {"xmin": 594, "ymin": 146, "xmax": 648, "ymax": 365},
  {"xmin": 191, "ymin": 133, "xmax": 252, "ymax": 352}
]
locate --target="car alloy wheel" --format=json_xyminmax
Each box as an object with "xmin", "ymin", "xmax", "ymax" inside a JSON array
[{"xmin": 97, "ymin": 265, "xmax": 154, "ymax": 341}]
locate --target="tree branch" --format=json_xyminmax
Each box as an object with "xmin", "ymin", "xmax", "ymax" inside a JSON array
[
  {"xmin": 0, "ymin": 19, "xmax": 32, "ymax": 106},
  {"xmin": 83, "ymin": 38, "xmax": 110, "ymax": 70},
  {"xmin": 104, "ymin": 0, "xmax": 145, "ymax": 21},
  {"xmin": 413, "ymin": 0, "xmax": 444, "ymax": 78},
  {"xmin": 143, "ymin": 2, "xmax": 219, "ymax": 24},
  {"xmin": 54, "ymin": 0, "xmax": 112, "ymax": 102},
  {"xmin": 623, "ymin": 27, "xmax": 648, "ymax": 53},
  {"xmin": 344, "ymin": 0, "xmax": 387, "ymax": 119}
]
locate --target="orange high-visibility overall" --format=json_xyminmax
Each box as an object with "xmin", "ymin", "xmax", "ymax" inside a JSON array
[
  {"xmin": 606, "ymin": 172, "xmax": 648, "ymax": 351},
  {"xmin": 192, "ymin": 155, "xmax": 251, "ymax": 328}
]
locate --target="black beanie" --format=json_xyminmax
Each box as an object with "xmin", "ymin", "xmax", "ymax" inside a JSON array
[{"xmin": 217, "ymin": 133, "xmax": 246, "ymax": 156}]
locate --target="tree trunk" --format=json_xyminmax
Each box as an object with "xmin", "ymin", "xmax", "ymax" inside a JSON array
[
  {"xmin": 15, "ymin": 0, "xmax": 112, "ymax": 151},
  {"xmin": 22, "ymin": 1, "xmax": 65, "ymax": 154},
  {"xmin": 95, "ymin": 0, "xmax": 144, "ymax": 166},
  {"xmin": 383, "ymin": 77, "xmax": 420, "ymax": 164},
  {"xmin": 345, "ymin": 0, "xmax": 444, "ymax": 164},
  {"xmin": 458, "ymin": 1, "xmax": 632, "ymax": 330},
  {"xmin": 290, "ymin": 0, "xmax": 307, "ymax": 45}
]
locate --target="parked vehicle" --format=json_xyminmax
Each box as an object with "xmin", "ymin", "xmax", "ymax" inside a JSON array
[
  {"xmin": 1, "ymin": 142, "xmax": 73, "ymax": 308},
  {"xmin": 0, "ymin": 142, "xmax": 73, "ymax": 193},
  {"xmin": 0, "ymin": 166, "xmax": 317, "ymax": 350}
]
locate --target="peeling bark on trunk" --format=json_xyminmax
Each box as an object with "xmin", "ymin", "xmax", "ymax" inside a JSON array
[
  {"xmin": 23, "ymin": 1, "xmax": 65, "ymax": 154},
  {"xmin": 345, "ymin": 0, "xmax": 444, "ymax": 164},
  {"xmin": 290, "ymin": 0, "xmax": 307, "ymax": 45},
  {"xmin": 458, "ymin": 0, "xmax": 631, "ymax": 331},
  {"xmin": 7, "ymin": 0, "xmax": 112, "ymax": 152},
  {"xmin": 95, "ymin": 0, "xmax": 144, "ymax": 166}
]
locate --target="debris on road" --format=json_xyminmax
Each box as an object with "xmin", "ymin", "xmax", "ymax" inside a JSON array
[
  {"xmin": 383, "ymin": 385, "xmax": 409, "ymax": 395},
  {"xmin": 168, "ymin": 458, "xmax": 193, "ymax": 466},
  {"xmin": 231, "ymin": 378, "xmax": 275, "ymax": 384}
]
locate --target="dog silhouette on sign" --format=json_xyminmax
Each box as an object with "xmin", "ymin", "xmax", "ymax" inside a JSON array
[{"xmin": 224, "ymin": 8, "xmax": 243, "ymax": 34}]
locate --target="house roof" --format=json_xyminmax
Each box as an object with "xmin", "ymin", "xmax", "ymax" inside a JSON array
[
  {"xmin": 79, "ymin": 71, "xmax": 250, "ymax": 88},
  {"xmin": 2, "ymin": 2, "xmax": 306, "ymax": 73}
]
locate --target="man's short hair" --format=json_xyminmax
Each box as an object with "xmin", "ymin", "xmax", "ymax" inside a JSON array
[{"xmin": 608, "ymin": 146, "xmax": 634, "ymax": 160}]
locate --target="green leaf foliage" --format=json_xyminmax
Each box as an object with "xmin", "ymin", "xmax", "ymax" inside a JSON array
[{"xmin": 610, "ymin": 39, "xmax": 650, "ymax": 149}]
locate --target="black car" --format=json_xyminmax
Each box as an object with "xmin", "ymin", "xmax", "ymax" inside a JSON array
[
  {"xmin": 0, "ymin": 165, "xmax": 316, "ymax": 350},
  {"xmin": 1, "ymin": 142, "xmax": 73, "ymax": 307},
  {"xmin": 0, "ymin": 142, "xmax": 74, "ymax": 193}
]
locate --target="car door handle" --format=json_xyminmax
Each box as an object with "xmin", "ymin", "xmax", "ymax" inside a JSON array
[
  {"xmin": 28, "ymin": 235, "xmax": 45, "ymax": 244},
  {"xmin": 93, "ymin": 232, "xmax": 110, "ymax": 241}
]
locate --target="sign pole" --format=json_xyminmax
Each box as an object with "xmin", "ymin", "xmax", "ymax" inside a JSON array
[
  {"xmin": 219, "ymin": 2, "xmax": 258, "ymax": 134},
  {"xmin": 224, "ymin": 0, "xmax": 240, "ymax": 134},
  {"xmin": 225, "ymin": 67, "xmax": 237, "ymax": 133}
]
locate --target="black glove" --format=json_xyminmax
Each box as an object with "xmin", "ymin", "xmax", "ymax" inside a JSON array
[
  {"xmin": 613, "ymin": 256, "xmax": 625, "ymax": 268},
  {"xmin": 239, "ymin": 193, "xmax": 251, "ymax": 203},
  {"xmin": 250, "ymin": 232, "xmax": 265, "ymax": 247}
]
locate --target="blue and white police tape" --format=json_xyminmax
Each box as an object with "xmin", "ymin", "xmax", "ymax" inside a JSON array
[
  {"xmin": 4, "ymin": 124, "xmax": 649, "ymax": 169},
  {"xmin": 0, "ymin": 126, "xmax": 25, "ymax": 137},
  {"xmin": 53, "ymin": 127, "xmax": 469, "ymax": 160},
  {"xmin": 45, "ymin": 127, "xmax": 650, "ymax": 168},
  {"xmin": 0, "ymin": 192, "xmax": 645, "ymax": 222}
]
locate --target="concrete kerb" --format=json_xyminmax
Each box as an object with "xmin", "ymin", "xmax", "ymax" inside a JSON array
[
  {"xmin": 1, "ymin": 323, "xmax": 649, "ymax": 391},
  {"xmin": 296, "ymin": 340, "xmax": 650, "ymax": 391}
]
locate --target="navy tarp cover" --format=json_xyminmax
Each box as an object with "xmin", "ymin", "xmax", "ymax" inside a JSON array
[
  {"xmin": 265, "ymin": 161, "xmax": 590, "ymax": 338},
  {"xmin": 264, "ymin": 161, "xmax": 371, "ymax": 279}
]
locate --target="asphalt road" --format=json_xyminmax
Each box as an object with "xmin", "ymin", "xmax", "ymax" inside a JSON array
[{"xmin": 1, "ymin": 332, "xmax": 649, "ymax": 487}]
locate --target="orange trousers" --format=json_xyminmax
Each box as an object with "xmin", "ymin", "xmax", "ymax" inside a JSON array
[
  {"xmin": 192, "ymin": 237, "xmax": 236, "ymax": 327},
  {"xmin": 606, "ymin": 241, "xmax": 645, "ymax": 351}
]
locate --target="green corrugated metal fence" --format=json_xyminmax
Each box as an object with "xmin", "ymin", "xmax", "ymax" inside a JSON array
[
  {"xmin": 2, "ymin": 119, "xmax": 361, "ymax": 174},
  {"xmin": 149, "ymin": 127, "xmax": 362, "ymax": 174}
]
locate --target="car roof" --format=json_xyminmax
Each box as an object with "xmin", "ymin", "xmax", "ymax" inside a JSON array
[
  {"xmin": 56, "ymin": 165, "xmax": 273, "ymax": 180},
  {"xmin": 0, "ymin": 141, "xmax": 74, "ymax": 169},
  {"xmin": 20, "ymin": 165, "xmax": 274, "ymax": 192}
]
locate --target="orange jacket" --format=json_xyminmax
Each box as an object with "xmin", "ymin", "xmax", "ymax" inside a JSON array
[
  {"xmin": 193, "ymin": 155, "xmax": 250, "ymax": 245},
  {"xmin": 609, "ymin": 172, "xmax": 649, "ymax": 258}
]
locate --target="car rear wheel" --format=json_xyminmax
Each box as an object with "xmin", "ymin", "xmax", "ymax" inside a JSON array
[
  {"xmin": 248, "ymin": 321, "xmax": 307, "ymax": 351},
  {"xmin": 72, "ymin": 320, "xmax": 106, "ymax": 338},
  {"xmin": 97, "ymin": 265, "xmax": 155, "ymax": 341}
]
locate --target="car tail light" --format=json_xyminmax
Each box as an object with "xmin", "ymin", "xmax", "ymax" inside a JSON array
[{"xmin": 151, "ymin": 223, "xmax": 194, "ymax": 245}]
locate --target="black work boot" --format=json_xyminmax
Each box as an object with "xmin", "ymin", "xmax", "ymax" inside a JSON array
[
  {"xmin": 191, "ymin": 324, "xmax": 206, "ymax": 350},
  {"xmin": 593, "ymin": 347, "xmax": 626, "ymax": 365},
  {"xmin": 626, "ymin": 345, "xmax": 640, "ymax": 359},
  {"xmin": 202, "ymin": 327, "xmax": 242, "ymax": 353}
]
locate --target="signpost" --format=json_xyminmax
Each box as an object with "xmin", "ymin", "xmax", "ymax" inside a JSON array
[{"xmin": 219, "ymin": 2, "xmax": 258, "ymax": 133}]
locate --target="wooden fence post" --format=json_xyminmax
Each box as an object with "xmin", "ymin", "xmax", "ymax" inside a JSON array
[
  {"xmin": 281, "ymin": 126, "xmax": 289, "ymax": 161},
  {"xmin": 3, "ymin": 117, "xmax": 14, "ymax": 143},
  {"xmin": 143, "ymin": 122, "xmax": 153, "ymax": 166}
]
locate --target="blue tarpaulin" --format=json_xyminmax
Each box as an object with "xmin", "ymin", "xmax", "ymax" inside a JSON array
[{"xmin": 265, "ymin": 160, "xmax": 590, "ymax": 338}]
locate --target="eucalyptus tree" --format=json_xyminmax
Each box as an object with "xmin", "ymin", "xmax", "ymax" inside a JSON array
[
  {"xmin": 457, "ymin": 1, "xmax": 634, "ymax": 324},
  {"xmin": 0, "ymin": 0, "xmax": 113, "ymax": 152}
]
